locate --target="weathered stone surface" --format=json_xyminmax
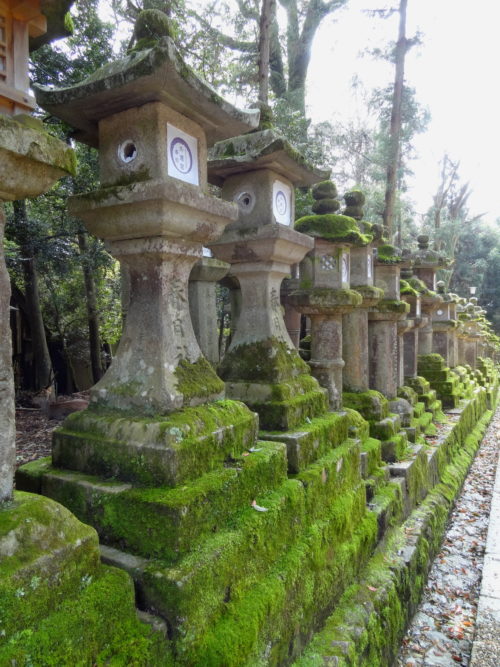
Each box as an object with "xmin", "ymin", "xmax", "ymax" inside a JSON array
[
  {"xmin": 0, "ymin": 115, "xmax": 75, "ymax": 200},
  {"xmin": 49, "ymin": 401, "xmax": 259, "ymax": 486},
  {"xmin": 189, "ymin": 257, "xmax": 229, "ymax": 364},
  {"xmin": 209, "ymin": 128, "xmax": 328, "ymax": 188}
]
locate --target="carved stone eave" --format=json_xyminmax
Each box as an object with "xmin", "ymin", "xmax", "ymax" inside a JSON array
[
  {"xmin": 208, "ymin": 129, "xmax": 329, "ymax": 187},
  {"xmin": 35, "ymin": 37, "xmax": 260, "ymax": 147}
]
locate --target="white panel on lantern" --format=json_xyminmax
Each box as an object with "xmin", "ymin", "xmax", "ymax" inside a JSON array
[
  {"xmin": 416, "ymin": 301, "xmax": 421, "ymax": 316},
  {"xmin": 342, "ymin": 253, "xmax": 350, "ymax": 283},
  {"xmin": 167, "ymin": 124, "xmax": 199, "ymax": 185},
  {"xmin": 367, "ymin": 253, "xmax": 373, "ymax": 280},
  {"xmin": 272, "ymin": 180, "xmax": 292, "ymax": 225}
]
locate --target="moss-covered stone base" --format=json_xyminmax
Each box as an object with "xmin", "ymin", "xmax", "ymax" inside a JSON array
[
  {"xmin": 417, "ymin": 353, "xmax": 465, "ymax": 409},
  {"xmin": 0, "ymin": 492, "xmax": 167, "ymax": 664},
  {"xmin": 49, "ymin": 399, "xmax": 258, "ymax": 487},
  {"xmin": 292, "ymin": 384, "xmax": 496, "ymax": 666}
]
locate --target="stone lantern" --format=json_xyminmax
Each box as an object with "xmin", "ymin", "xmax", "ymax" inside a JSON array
[
  {"xmin": 29, "ymin": 15, "xmax": 261, "ymax": 485},
  {"xmin": 208, "ymin": 128, "xmax": 329, "ymax": 429},
  {"xmin": 407, "ymin": 235, "xmax": 450, "ymax": 355},
  {"xmin": 0, "ymin": 0, "xmax": 70, "ymax": 114},
  {"xmin": 341, "ymin": 190, "xmax": 384, "ymax": 393},
  {"xmin": 400, "ymin": 266, "xmax": 427, "ymax": 381},
  {"xmin": 0, "ymin": 1, "xmax": 75, "ymax": 504},
  {"xmin": 288, "ymin": 183, "xmax": 365, "ymax": 410},
  {"xmin": 188, "ymin": 254, "xmax": 229, "ymax": 364},
  {"xmin": 369, "ymin": 243, "xmax": 410, "ymax": 398},
  {"xmin": 432, "ymin": 280, "xmax": 459, "ymax": 367}
]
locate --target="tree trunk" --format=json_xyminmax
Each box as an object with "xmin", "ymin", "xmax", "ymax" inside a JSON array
[
  {"xmin": 0, "ymin": 203, "xmax": 15, "ymax": 502},
  {"xmin": 258, "ymin": 0, "xmax": 276, "ymax": 105},
  {"xmin": 13, "ymin": 200, "xmax": 53, "ymax": 390},
  {"xmin": 382, "ymin": 0, "xmax": 409, "ymax": 240},
  {"xmin": 77, "ymin": 231, "xmax": 104, "ymax": 383}
]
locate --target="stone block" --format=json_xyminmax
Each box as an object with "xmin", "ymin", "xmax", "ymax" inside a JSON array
[
  {"xmin": 262, "ymin": 410, "xmax": 355, "ymax": 473},
  {"xmin": 370, "ymin": 415, "xmax": 401, "ymax": 440},
  {"xmin": 342, "ymin": 390, "xmax": 389, "ymax": 422},
  {"xmin": 18, "ymin": 441, "xmax": 288, "ymax": 563},
  {"xmin": 380, "ymin": 433, "xmax": 409, "ymax": 463},
  {"xmin": 51, "ymin": 401, "xmax": 258, "ymax": 487}
]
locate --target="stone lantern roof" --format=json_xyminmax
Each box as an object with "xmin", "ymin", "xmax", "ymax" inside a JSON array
[
  {"xmin": 29, "ymin": 0, "xmax": 74, "ymax": 52},
  {"xmin": 34, "ymin": 35, "xmax": 260, "ymax": 147},
  {"xmin": 410, "ymin": 234, "xmax": 453, "ymax": 269},
  {"xmin": 208, "ymin": 128, "xmax": 328, "ymax": 187}
]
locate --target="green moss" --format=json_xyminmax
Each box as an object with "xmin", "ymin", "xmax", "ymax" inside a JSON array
[
  {"xmin": 255, "ymin": 387, "xmax": 328, "ymax": 431},
  {"xmin": 312, "ymin": 180, "xmax": 337, "ymax": 199},
  {"xmin": 175, "ymin": 356, "xmax": 224, "ymax": 401},
  {"xmin": 0, "ymin": 566, "xmax": 169, "ymax": 665},
  {"xmin": 294, "ymin": 394, "xmax": 496, "ymax": 666},
  {"xmin": 63, "ymin": 11, "xmax": 74, "ymax": 35},
  {"xmin": 407, "ymin": 276, "xmax": 434, "ymax": 295},
  {"xmin": 342, "ymin": 390, "xmax": 389, "ymax": 422},
  {"xmin": 344, "ymin": 189, "xmax": 365, "ymax": 206},
  {"xmin": 376, "ymin": 299, "xmax": 410, "ymax": 314},
  {"xmin": 30, "ymin": 441, "xmax": 287, "ymax": 563},
  {"xmin": 353, "ymin": 285, "xmax": 385, "ymax": 302},
  {"xmin": 289, "ymin": 287, "xmax": 363, "ymax": 310},
  {"xmin": 135, "ymin": 9, "xmax": 173, "ymax": 40},
  {"xmin": 400, "ymin": 279, "xmax": 419, "ymax": 296},
  {"xmin": 376, "ymin": 244, "xmax": 403, "ymax": 264},
  {"xmin": 263, "ymin": 410, "xmax": 364, "ymax": 473},
  {"xmin": 219, "ymin": 337, "xmax": 310, "ymax": 383},
  {"xmin": 0, "ymin": 114, "xmax": 77, "ymax": 176},
  {"xmin": 43, "ymin": 400, "xmax": 257, "ymax": 487},
  {"xmin": 295, "ymin": 214, "xmax": 373, "ymax": 246},
  {"xmin": 311, "ymin": 197, "xmax": 340, "ymax": 214},
  {"xmin": 344, "ymin": 204, "xmax": 364, "ymax": 220}
]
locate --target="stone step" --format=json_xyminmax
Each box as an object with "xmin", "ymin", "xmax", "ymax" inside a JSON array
[
  {"xmin": 368, "ymin": 481, "xmax": 404, "ymax": 540},
  {"xmin": 0, "ymin": 493, "xmax": 168, "ymax": 664},
  {"xmin": 388, "ymin": 444, "xmax": 429, "ymax": 517},
  {"xmin": 370, "ymin": 414, "xmax": 402, "ymax": 440},
  {"xmin": 51, "ymin": 401, "xmax": 258, "ymax": 487},
  {"xmin": 112, "ymin": 507, "xmax": 378, "ymax": 666},
  {"xmin": 359, "ymin": 437, "xmax": 384, "ymax": 480},
  {"xmin": 100, "ymin": 480, "xmax": 369, "ymax": 658},
  {"xmin": 261, "ymin": 408, "xmax": 365, "ymax": 473},
  {"xmin": 380, "ymin": 431, "xmax": 410, "ymax": 463},
  {"xmin": 95, "ymin": 440, "xmax": 364, "ymax": 642},
  {"xmin": 17, "ymin": 440, "xmax": 288, "ymax": 563}
]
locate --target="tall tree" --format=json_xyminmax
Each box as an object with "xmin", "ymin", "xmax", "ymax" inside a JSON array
[
  {"xmin": 379, "ymin": 0, "xmax": 418, "ymax": 239},
  {"xmin": 111, "ymin": 0, "xmax": 347, "ymax": 119},
  {"xmin": 257, "ymin": 0, "xmax": 276, "ymax": 104},
  {"xmin": 11, "ymin": 200, "xmax": 53, "ymax": 390}
]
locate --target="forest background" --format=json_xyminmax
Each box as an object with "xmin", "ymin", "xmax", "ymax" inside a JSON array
[{"xmin": 6, "ymin": 0, "xmax": 500, "ymax": 395}]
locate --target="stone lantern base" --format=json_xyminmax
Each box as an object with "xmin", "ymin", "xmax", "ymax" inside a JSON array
[{"xmin": 0, "ymin": 492, "xmax": 167, "ymax": 663}]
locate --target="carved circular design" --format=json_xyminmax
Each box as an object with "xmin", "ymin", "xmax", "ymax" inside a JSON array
[
  {"xmin": 275, "ymin": 190, "xmax": 287, "ymax": 216},
  {"xmin": 118, "ymin": 140, "xmax": 137, "ymax": 164},
  {"xmin": 170, "ymin": 137, "xmax": 193, "ymax": 174},
  {"xmin": 236, "ymin": 191, "xmax": 254, "ymax": 212}
]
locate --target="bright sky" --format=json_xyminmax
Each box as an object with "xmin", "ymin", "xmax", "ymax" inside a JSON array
[{"xmin": 307, "ymin": 0, "xmax": 500, "ymax": 222}]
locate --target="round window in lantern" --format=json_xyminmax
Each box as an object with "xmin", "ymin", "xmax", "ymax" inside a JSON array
[
  {"xmin": 436, "ymin": 309, "xmax": 444, "ymax": 316},
  {"xmin": 235, "ymin": 191, "xmax": 255, "ymax": 213},
  {"xmin": 118, "ymin": 140, "xmax": 138, "ymax": 164}
]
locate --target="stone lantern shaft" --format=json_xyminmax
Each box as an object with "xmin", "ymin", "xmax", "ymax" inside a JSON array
[{"xmin": 36, "ymin": 36, "xmax": 259, "ymax": 416}]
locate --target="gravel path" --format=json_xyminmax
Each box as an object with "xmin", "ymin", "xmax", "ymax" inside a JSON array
[{"xmin": 397, "ymin": 406, "xmax": 500, "ymax": 667}]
